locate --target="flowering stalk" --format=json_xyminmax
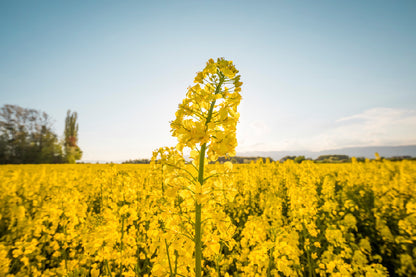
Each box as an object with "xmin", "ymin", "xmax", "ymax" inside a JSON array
[{"xmin": 170, "ymin": 58, "xmax": 242, "ymax": 276}]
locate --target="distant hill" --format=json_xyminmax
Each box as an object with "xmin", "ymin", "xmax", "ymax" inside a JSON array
[{"xmin": 238, "ymin": 145, "xmax": 416, "ymax": 161}]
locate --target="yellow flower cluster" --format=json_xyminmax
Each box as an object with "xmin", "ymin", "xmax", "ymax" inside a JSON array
[
  {"xmin": 149, "ymin": 145, "xmax": 237, "ymax": 276},
  {"xmin": 0, "ymin": 160, "xmax": 415, "ymax": 276},
  {"xmin": 171, "ymin": 58, "xmax": 242, "ymax": 161}
]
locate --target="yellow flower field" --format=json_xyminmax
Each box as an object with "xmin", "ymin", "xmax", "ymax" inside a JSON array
[{"xmin": 1, "ymin": 160, "xmax": 415, "ymax": 276}]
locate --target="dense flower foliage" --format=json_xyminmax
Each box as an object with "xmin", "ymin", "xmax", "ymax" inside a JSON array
[
  {"xmin": 1, "ymin": 160, "xmax": 416, "ymax": 276},
  {"xmin": 2, "ymin": 59, "xmax": 416, "ymax": 276}
]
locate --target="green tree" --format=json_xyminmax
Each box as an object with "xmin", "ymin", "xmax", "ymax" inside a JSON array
[
  {"xmin": 64, "ymin": 110, "xmax": 82, "ymax": 163},
  {"xmin": 0, "ymin": 104, "xmax": 63, "ymax": 163},
  {"xmin": 294, "ymin": 155, "xmax": 305, "ymax": 163}
]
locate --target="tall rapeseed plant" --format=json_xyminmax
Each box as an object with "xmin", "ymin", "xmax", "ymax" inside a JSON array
[{"xmin": 152, "ymin": 58, "xmax": 242, "ymax": 276}]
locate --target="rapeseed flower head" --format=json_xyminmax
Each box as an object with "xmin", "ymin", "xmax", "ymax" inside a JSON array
[{"xmin": 170, "ymin": 58, "xmax": 242, "ymax": 161}]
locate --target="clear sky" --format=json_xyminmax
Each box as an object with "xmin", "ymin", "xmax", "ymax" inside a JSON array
[{"xmin": 1, "ymin": 0, "xmax": 415, "ymax": 162}]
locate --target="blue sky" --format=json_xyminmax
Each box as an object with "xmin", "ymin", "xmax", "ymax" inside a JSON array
[{"xmin": 1, "ymin": 0, "xmax": 415, "ymax": 161}]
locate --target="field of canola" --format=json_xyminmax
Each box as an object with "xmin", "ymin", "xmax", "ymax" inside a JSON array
[{"xmin": 1, "ymin": 160, "xmax": 416, "ymax": 276}]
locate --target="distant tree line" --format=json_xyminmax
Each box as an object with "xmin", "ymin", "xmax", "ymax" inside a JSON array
[
  {"xmin": 122, "ymin": 158, "xmax": 150, "ymax": 164},
  {"xmin": 216, "ymin": 156, "xmax": 274, "ymax": 164},
  {"xmin": 279, "ymin": 155, "xmax": 310, "ymax": 163},
  {"xmin": 280, "ymin": 154, "xmax": 415, "ymax": 163},
  {"xmin": 314, "ymin": 154, "xmax": 350, "ymax": 163},
  {"xmin": 204, "ymin": 154, "xmax": 416, "ymax": 164},
  {"xmin": 0, "ymin": 104, "xmax": 82, "ymax": 164},
  {"xmin": 122, "ymin": 154, "xmax": 416, "ymax": 165}
]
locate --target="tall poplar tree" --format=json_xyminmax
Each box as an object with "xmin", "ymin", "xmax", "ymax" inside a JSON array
[{"xmin": 64, "ymin": 110, "xmax": 82, "ymax": 163}]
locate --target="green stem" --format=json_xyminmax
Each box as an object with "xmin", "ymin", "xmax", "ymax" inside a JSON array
[
  {"xmin": 106, "ymin": 260, "xmax": 113, "ymax": 277},
  {"xmin": 308, "ymin": 250, "xmax": 313, "ymax": 277},
  {"xmin": 165, "ymin": 239, "xmax": 174, "ymax": 276},
  {"xmin": 195, "ymin": 76, "xmax": 224, "ymax": 277},
  {"xmin": 216, "ymin": 243, "xmax": 223, "ymax": 277},
  {"xmin": 267, "ymin": 246, "xmax": 274, "ymax": 277},
  {"xmin": 174, "ymin": 250, "xmax": 178, "ymax": 276},
  {"xmin": 119, "ymin": 215, "xmax": 125, "ymax": 276},
  {"xmin": 195, "ymin": 142, "xmax": 205, "ymax": 277}
]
